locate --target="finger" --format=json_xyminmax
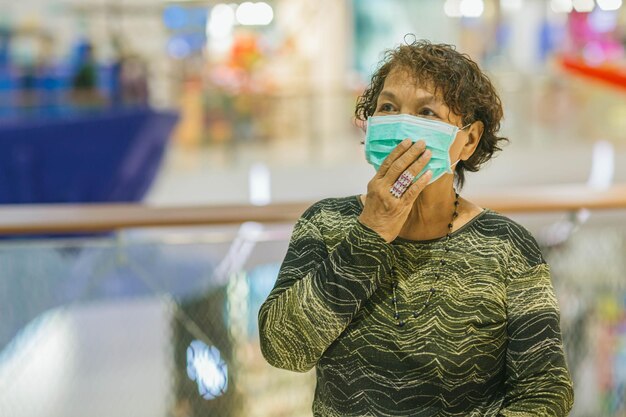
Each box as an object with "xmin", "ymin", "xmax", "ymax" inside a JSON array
[
  {"xmin": 376, "ymin": 138, "xmax": 413, "ymax": 178},
  {"xmin": 402, "ymin": 170, "xmax": 432, "ymax": 202},
  {"xmin": 404, "ymin": 149, "xmax": 432, "ymax": 179},
  {"xmin": 384, "ymin": 140, "xmax": 427, "ymax": 184},
  {"xmin": 388, "ymin": 151, "xmax": 430, "ymax": 200}
]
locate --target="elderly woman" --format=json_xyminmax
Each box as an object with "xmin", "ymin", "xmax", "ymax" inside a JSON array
[{"xmin": 258, "ymin": 40, "xmax": 574, "ymax": 416}]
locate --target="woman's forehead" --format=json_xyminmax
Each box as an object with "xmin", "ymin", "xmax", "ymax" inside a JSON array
[{"xmin": 381, "ymin": 67, "xmax": 441, "ymax": 102}]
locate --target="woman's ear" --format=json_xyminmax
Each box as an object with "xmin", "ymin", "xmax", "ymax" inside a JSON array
[{"xmin": 460, "ymin": 121, "xmax": 484, "ymax": 161}]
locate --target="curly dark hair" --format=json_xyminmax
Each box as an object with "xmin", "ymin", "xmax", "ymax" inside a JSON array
[{"xmin": 355, "ymin": 39, "xmax": 507, "ymax": 189}]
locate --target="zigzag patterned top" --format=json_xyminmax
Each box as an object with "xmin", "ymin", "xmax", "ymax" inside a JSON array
[{"xmin": 259, "ymin": 196, "xmax": 574, "ymax": 416}]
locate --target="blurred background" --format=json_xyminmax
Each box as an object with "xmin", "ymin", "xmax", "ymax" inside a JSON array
[{"xmin": 0, "ymin": 0, "xmax": 625, "ymax": 416}]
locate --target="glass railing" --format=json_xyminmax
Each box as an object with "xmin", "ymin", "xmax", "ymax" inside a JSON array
[
  {"xmin": 543, "ymin": 221, "xmax": 626, "ymax": 417},
  {"xmin": 0, "ymin": 223, "xmax": 317, "ymax": 417},
  {"xmin": 0, "ymin": 203, "xmax": 624, "ymax": 416}
]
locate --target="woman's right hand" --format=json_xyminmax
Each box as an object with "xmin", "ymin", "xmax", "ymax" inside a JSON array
[{"xmin": 358, "ymin": 139, "xmax": 432, "ymax": 243}]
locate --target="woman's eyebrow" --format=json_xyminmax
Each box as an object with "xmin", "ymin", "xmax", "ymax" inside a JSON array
[
  {"xmin": 379, "ymin": 91, "xmax": 397, "ymax": 100},
  {"xmin": 379, "ymin": 90, "xmax": 441, "ymax": 106},
  {"xmin": 414, "ymin": 93, "xmax": 439, "ymax": 105}
]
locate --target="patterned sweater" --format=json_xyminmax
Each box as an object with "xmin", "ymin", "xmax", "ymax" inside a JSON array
[{"xmin": 258, "ymin": 196, "xmax": 574, "ymax": 416}]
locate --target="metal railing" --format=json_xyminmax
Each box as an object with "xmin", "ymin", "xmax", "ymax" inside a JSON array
[{"xmin": 2, "ymin": 184, "xmax": 626, "ymax": 235}]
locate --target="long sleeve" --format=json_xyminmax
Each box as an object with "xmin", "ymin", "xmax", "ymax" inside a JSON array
[
  {"xmin": 499, "ymin": 263, "xmax": 574, "ymax": 416},
  {"xmin": 258, "ymin": 206, "xmax": 395, "ymax": 372}
]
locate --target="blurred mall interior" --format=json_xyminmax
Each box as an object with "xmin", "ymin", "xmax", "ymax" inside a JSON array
[{"xmin": 0, "ymin": 0, "xmax": 625, "ymax": 416}]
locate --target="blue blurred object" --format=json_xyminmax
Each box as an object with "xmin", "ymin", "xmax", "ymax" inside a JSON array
[
  {"xmin": 186, "ymin": 340, "xmax": 228, "ymax": 400},
  {"xmin": 163, "ymin": 5, "xmax": 190, "ymax": 30},
  {"xmin": 0, "ymin": 26, "xmax": 10, "ymax": 69},
  {"xmin": 0, "ymin": 108, "xmax": 178, "ymax": 203},
  {"xmin": 163, "ymin": 5, "xmax": 208, "ymax": 30}
]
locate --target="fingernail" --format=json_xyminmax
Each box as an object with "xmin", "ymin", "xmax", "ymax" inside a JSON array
[
  {"xmin": 426, "ymin": 170, "xmax": 433, "ymax": 177},
  {"xmin": 424, "ymin": 150, "xmax": 431, "ymax": 157},
  {"xmin": 402, "ymin": 139, "xmax": 411, "ymax": 146}
]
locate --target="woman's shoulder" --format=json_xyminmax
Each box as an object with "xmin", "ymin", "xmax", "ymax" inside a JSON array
[
  {"xmin": 475, "ymin": 209, "xmax": 546, "ymax": 268},
  {"xmin": 295, "ymin": 196, "xmax": 363, "ymax": 246},
  {"xmin": 299, "ymin": 195, "xmax": 362, "ymax": 224}
]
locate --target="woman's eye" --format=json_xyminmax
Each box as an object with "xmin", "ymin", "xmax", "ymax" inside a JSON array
[
  {"xmin": 419, "ymin": 108, "xmax": 438, "ymax": 117},
  {"xmin": 378, "ymin": 103, "xmax": 395, "ymax": 112}
]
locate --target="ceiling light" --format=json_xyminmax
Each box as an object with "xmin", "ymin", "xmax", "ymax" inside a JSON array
[{"xmin": 597, "ymin": 0, "xmax": 623, "ymax": 10}]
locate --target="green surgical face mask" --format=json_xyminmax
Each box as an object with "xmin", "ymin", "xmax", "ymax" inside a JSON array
[{"xmin": 364, "ymin": 114, "xmax": 469, "ymax": 184}]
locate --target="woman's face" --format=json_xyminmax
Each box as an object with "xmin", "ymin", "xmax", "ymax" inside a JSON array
[{"xmin": 373, "ymin": 66, "xmax": 473, "ymax": 165}]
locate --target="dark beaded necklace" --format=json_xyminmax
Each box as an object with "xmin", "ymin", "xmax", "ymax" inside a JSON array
[{"xmin": 391, "ymin": 192, "xmax": 460, "ymax": 327}]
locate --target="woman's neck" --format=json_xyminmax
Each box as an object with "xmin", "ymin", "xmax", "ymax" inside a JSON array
[{"xmin": 397, "ymin": 175, "xmax": 459, "ymax": 241}]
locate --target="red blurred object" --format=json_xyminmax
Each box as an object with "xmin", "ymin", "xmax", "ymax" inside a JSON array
[
  {"xmin": 229, "ymin": 33, "xmax": 262, "ymax": 71},
  {"xmin": 559, "ymin": 55, "xmax": 626, "ymax": 91}
]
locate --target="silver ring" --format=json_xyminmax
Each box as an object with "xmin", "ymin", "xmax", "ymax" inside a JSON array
[{"xmin": 390, "ymin": 171, "xmax": 414, "ymax": 198}]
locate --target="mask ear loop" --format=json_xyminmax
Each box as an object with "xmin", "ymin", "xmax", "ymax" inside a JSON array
[
  {"xmin": 359, "ymin": 117, "xmax": 371, "ymax": 144},
  {"xmin": 451, "ymin": 122, "xmax": 473, "ymax": 168}
]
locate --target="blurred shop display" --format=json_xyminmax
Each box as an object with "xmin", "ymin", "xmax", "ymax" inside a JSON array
[
  {"xmin": 353, "ymin": 0, "xmax": 625, "ymax": 75},
  {"xmin": 557, "ymin": 7, "xmax": 626, "ymax": 90},
  {"xmin": 166, "ymin": 2, "xmax": 299, "ymax": 145},
  {"xmin": 165, "ymin": 1, "xmax": 356, "ymax": 146},
  {"xmin": 0, "ymin": 7, "xmax": 177, "ymax": 204},
  {"xmin": 0, "ymin": 27, "xmax": 151, "ymax": 118}
]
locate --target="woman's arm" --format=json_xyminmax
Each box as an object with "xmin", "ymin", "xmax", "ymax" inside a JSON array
[
  {"xmin": 258, "ymin": 207, "xmax": 395, "ymax": 372},
  {"xmin": 499, "ymin": 263, "xmax": 574, "ymax": 416}
]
